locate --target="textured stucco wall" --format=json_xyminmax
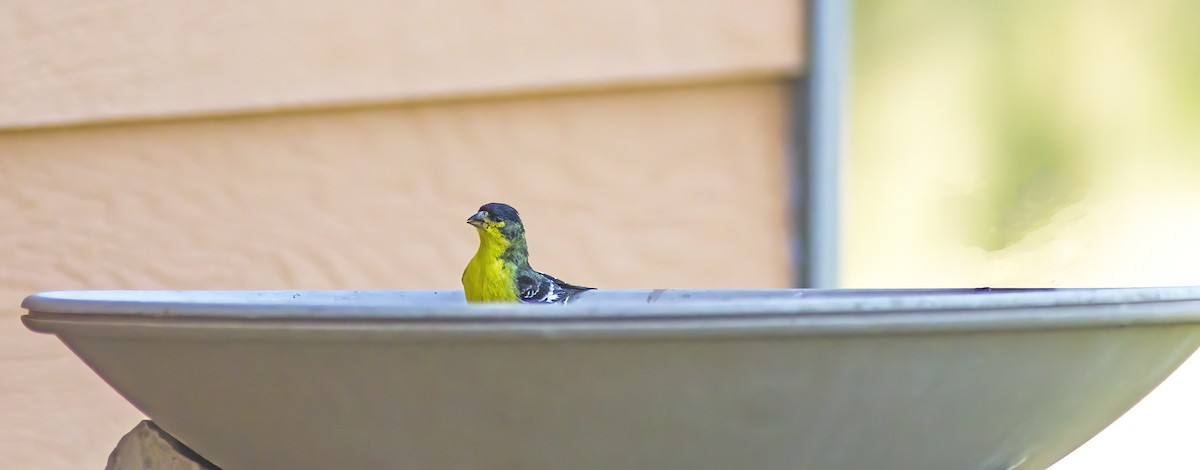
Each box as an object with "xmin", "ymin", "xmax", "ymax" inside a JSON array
[{"xmin": 1, "ymin": 82, "xmax": 794, "ymax": 468}]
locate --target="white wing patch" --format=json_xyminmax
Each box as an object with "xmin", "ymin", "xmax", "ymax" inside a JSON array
[{"xmin": 518, "ymin": 270, "xmax": 591, "ymax": 304}]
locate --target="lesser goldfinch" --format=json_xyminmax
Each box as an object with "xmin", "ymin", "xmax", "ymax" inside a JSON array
[{"xmin": 462, "ymin": 203, "xmax": 594, "ymax": 303}]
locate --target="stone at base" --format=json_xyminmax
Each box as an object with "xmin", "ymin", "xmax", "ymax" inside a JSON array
[{"xmin": 107, "ymin": 421, "xmax": 220, "ymax": 470}]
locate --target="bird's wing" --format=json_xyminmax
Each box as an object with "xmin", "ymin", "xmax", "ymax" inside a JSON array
[{"xmin": 517, "ymin": 271, "xmax": 594, "ymax": 304}]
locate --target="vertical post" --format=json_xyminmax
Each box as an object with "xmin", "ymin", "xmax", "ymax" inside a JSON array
[{"xmin": 790, "ymin": 0, "xmax": 849, "ymax": 288}]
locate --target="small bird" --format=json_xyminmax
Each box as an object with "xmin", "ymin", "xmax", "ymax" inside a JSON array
[{"xmin": 462, "ymin": 203, "xmax": 594, "ymax": 303}]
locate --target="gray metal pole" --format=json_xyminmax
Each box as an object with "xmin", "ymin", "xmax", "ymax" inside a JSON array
[{"xmin": 790, "ymin": 0, "xmax": 849, "ymax": 288}]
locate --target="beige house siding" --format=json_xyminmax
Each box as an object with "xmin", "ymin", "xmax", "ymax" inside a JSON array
[
  {"xmin": 1, "ymin": 0, "xmax": 802, "ymax": 129},
  {"xmin": 2, "ymin": 2, "xmax": 802, "ymax": 468}
]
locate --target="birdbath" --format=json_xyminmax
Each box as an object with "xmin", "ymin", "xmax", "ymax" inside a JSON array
[{"xmin": 21, "ymin": 287, "xmax": 1200, "ymax": 469}]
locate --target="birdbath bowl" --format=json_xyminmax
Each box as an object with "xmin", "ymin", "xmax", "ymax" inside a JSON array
[{"xmin": 21, "ymin": 287, "xmax": 1200, "ymax": 469}]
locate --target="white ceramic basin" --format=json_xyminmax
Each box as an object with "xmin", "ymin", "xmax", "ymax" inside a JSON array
[{"xmin": 21, "ymin": 288, "xmax": 1200, "ymax": 469}]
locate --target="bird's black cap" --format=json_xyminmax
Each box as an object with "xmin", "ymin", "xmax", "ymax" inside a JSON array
[{"xmin": 479, "ymin": 202, "xmax": 522, "ymax": 224}]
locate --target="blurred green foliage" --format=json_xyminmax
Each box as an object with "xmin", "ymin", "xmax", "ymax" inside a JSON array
[
  {"xmin": 1165, "ymin": 1, "xmax": 1200, "ymax": 128},
  {"xmin": 853, "ymin": 0, "xmax": 1197, "ymax": 251}
]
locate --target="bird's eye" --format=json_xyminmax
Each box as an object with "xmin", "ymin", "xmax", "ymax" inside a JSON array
[{"xmin": 481, "ymin": 211, "xmax": 490, "ymax": 219}]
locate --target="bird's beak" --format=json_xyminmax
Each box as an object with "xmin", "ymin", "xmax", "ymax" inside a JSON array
[{"xmin": 466, "ymin": 211, "xmax": 487, "ymax": 227}]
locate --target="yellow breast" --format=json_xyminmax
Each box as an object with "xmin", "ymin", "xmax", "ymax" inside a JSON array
[
  {"xmin": 462, "ymin": 225, "xmax": 519, "ymax": 302},
  {"xmin": 462, "ymin": 255, "xmax": 519, "ymax": 302}
]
